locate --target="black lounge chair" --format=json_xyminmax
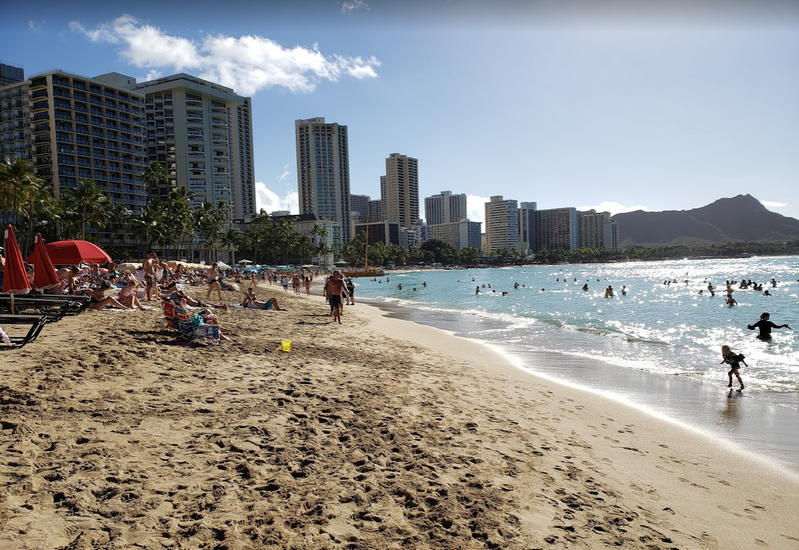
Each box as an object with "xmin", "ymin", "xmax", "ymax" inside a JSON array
[
  {"xmin": 0, "ymin": 314, "xmax": 48, "ymax": 350},
  {"xmin": 0, "ymin": 296, "xmax": 80, "ymax": 321}
]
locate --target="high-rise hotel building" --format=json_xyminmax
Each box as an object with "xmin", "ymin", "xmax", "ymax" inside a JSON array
[
  {"xmin": 132, "ymin": 73, "xmax": 255, "ymax": 219},
  {"xmin": 1, "ymin": 68, "xmax": 148, "ymax": 219},
  {"xmin": 295, "ymin": 117, "xmax": 351, "ymax": 245},
  {"xmin": 424, "ymin": 190, "xmax": 467, "ymax": 226},
  {"xmin": 1, "ymin": 65, "xmax": 257, "ymax": 239},
  {"xmin": 484, "ymin": 195, "xmax": 519, "ymax": 253},
  {"xmin": 383, "ymin": 153, "xmax": 419, "ymax": 230}
]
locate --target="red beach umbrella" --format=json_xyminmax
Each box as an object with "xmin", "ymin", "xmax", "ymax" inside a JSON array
[
  {"xmin": 31, "ymin": 233, "xmax": 61, "ymax": 290},
  {"xmin": 42, "ymin": 239, "xmax": 112, "ymax": 265},
  {"xmin": 2, "ymin": 225, "xmax": 31, "ymax": 295}
]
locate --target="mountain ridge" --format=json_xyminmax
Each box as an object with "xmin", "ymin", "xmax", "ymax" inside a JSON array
[{"xmin": 611, "ymin": 194, "xmax": 799, "ymax": 247}]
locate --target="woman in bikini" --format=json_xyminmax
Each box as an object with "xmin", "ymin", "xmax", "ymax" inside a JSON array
[
  {"xmin": 206, "ymin": 263, "xmax": 223, "ymax": 302},
  {"xmin": 118, "ymin": 276, "xmax": 146, "ymax": 310},
  {"xmin": 88, "ymin": 281, "xmax": 131, "ymax": 311}
]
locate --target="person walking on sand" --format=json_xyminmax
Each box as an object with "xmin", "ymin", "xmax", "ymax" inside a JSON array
[
  {"xmin": 206, "ymin": 262, "xmax": 223, "ymax": 302},
  {"xmin": 721, "ymin": 345, "xmax": 747, "ymax": 390},
  {"xmin": 325, "ymin": 271, "xmax": 348, "ymax": 324},
  {"xmin": 748, "ymin": 312, "xmax": 791, "ymax": 341}
]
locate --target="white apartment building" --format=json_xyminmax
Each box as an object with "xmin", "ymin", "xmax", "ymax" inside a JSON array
[{"xmin": 131, "ymin": 73, "xmax": 255, "ymax": 219}]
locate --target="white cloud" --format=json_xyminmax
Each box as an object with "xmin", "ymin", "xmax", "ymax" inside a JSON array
[
  {"xmin": 276, "ymin": 164, "xmax": 290, "ymax": 184},
  {"xmin": 70, "ymin": 15, "xmax": 380, "ymax": 95},
  {"xmin": 28, "ymin": 20, "xmax": 44, "ymax": 33},
  {"xmin": 761, "ymin": 200, "xmax": 788, "ymax": 209},
  {"xmin": 577, "ymin": 201, "xmax": 648, "ymax": 216},
  {"xmin": 340, "ymin": 0, "xmax": 370, "ymax": 14},
  {"xmin": 255, "ymin": 182, "xmax": 298, "ymax": 215},
  {"xmin": 467, "ymin": 194, "xmax": 491, "ymax": 224}
]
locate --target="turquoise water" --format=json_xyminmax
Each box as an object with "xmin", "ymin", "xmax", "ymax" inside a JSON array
[{"xmin": 355, "ymin": 257, "xmax": 799, "ymax": 407}]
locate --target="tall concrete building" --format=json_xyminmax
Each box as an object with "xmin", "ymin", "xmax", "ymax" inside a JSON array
[
  {"xmin": 295, "ymin": 117, "xmax": 351, "ymax": 245},
  {"xmin": 350, "ymin": 193, "xmax": 370, "ymax": 222},
  {"xmin": 484, "ymin": 196, "xmax": 519, "ymax": 253},
  {"xmin": 424, "ymin": 190, "xmax": 467, "ymax": 226},
  {"xmin": 518, "ymin": 201, "xmax": 537, "ymax": 256},
  {"xmin": 1, "ymin": 69, "xmax": 148, "ymax": 220},
  {"xmin": 131, "ymin": 73, "xmax": 255, "ymax": 219},
  {"xmin": 534, "ymin": 207, "xmax": 578, "ymax": 252},
  {"xmin": 368, "ymin": 199, "xmax": 384, "ymax": 223},
  {"xmin": 382, "ymin": 153, "xmax": 419, "ymax": 230},
  {"xmin": 578, "ymin": 209, "xmax": 618, "ymax": 249},
  {"xmin": 0, "ymin": 62, "xmax": 24, "ymax": 86},
  {"xmin": 429, "ymin": 220, "xmax": 482, "ymax": 250}
]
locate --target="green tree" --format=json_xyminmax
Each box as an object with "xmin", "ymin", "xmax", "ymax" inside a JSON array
[
  {"xmin": 459, "ymin": 247, "xmax": 482, "ymax": 266},
  {"xmin": 0, "ymin": 156, "xmax": 42, "ymax": 228},
  {"xmin": 62, "ymin": 178, "xmax": 111, "ymax": 241},
  {"xmin": 142, "ymin": 160, "xmax": 169, "ymax": 195},
  {"xmin": 130, "ymin": 199, "xmax": 167, "ymax": 251}
]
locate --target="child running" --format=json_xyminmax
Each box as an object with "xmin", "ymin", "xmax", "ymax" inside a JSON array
[{"xmin": 720, "ymin": 345, "xmax": 747, "ymax": 390}]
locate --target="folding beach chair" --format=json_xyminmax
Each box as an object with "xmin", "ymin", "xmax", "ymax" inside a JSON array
[
  {"xmin": 171, "ymin": 300, "xmax": 221, "ymax": 345},
  {"xmin": 162, "ymin": 298, "xmax": 178, "ymax": 330},
  {"xmin": 0, "ymin": 314, "xmax": 48, "ymax": 350}
]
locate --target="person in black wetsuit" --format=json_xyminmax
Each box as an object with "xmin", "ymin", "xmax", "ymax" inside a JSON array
[{"xmin": 747, "ymin": 312, "xmax": 791, "ymax": 340}]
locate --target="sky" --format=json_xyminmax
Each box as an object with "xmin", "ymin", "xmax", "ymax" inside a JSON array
[{"xmin": 3, "ymin": 0, "xmax": 799, "ymax": 224}]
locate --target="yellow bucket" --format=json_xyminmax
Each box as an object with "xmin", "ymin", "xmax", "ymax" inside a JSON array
[{"xmin": 281, "ymin": 340, "xmax": 291, "ymax": 352}]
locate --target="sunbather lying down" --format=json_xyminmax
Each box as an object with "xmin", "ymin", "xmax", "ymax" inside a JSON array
[{"xmin": 241, "ymin": 288, "xmax": 283, "ymax": 311}]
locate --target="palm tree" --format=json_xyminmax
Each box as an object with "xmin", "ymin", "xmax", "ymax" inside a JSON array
[
  {"xmin": 220, "ymin": 227, "xmax": 240, "ymax": 265},
  {"xmin": 163, "ymin": 186, "xmax": 195, "ymax": 257},
  {"xmin": 0, "ymin": 156, "xmax": 42, "ymax": 228},
  {"xmin": 310, "ymin": 223, "xmax": 330, "ymax": 266},
  {"xmin": 106, "ymin": 202, "xmax": 132, "ymax": 246},
  {"xmin": 130, "ymin": 199, "xmax": 167, "ymax": 252},
  {"xmin": 61, "ymin": 178, "xmax": 111, "ymax": 241},
  {"xmin": 142, "ymin": 160, "xmax": 169, "ymax": 196}
]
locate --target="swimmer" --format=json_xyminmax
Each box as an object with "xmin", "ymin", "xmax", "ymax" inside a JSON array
[{"xmin": 747, "ymin": 312, "xmax": 791, "ymax": 341}]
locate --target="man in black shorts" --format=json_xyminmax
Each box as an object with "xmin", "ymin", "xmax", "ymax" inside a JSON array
[{"xmin": 324, "ymin": 271, "xmax": 348, "ymax": 324}]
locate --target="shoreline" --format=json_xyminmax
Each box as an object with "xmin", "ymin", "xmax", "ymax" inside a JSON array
[
  {"xmin": 1, "ymin": 286, "xmax": 798, "ymax": 549},
  {"xmin": 364, "ymin": 297, "xmax": 799, "ymax": 479}
]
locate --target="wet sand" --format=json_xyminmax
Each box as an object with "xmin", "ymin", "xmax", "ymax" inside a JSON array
[{"xmin": 1, "ymin": 284, "xmax": 798, "ymax": 549}]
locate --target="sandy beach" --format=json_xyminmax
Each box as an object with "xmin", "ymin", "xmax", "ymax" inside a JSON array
[{"xmin": 1, "ymin": 284, "xmax": 798, "ymax": 549}]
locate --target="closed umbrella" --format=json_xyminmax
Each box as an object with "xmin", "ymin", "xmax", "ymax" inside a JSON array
[
  {"xmin": 30, "ymin": 233, "xmax": 60, "ymax": 291},
  {"xmin": 2, "ymin": 225, "xmax": 31, "ymax": 295}
]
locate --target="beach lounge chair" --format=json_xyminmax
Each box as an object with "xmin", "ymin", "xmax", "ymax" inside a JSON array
[
  {"xmin": 0, "ymin": 314, "xmax": 48, "ymax": 350},
  {"xmin": 164, "ymin": 299, "xmax": 220, "ymax": 345},
  {"xmin": 28, "ymin": 293, "xmax": 92, "ymax": 313},
  {"xmin": 0, "ymin": 296, "xmax": 81, "ymax": 321}
]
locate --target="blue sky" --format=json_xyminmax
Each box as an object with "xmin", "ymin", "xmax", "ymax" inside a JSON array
[{"xmin": 3, "ymin": 0, "xmax": 799, "ymax": 223}]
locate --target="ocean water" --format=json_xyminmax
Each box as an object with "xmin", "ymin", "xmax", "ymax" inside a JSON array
[{"xmin": 353, "ymin": 256, "xmax": 799, "ymax": 474}]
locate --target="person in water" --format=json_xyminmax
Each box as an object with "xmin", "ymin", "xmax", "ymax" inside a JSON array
[
  {"xmin": 747, "ymin": 312, "xmax": 791, "ymax": 340},
  {"xmin": 720, "ymin": 345, "xmax": 747, "ymax": 390}
]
